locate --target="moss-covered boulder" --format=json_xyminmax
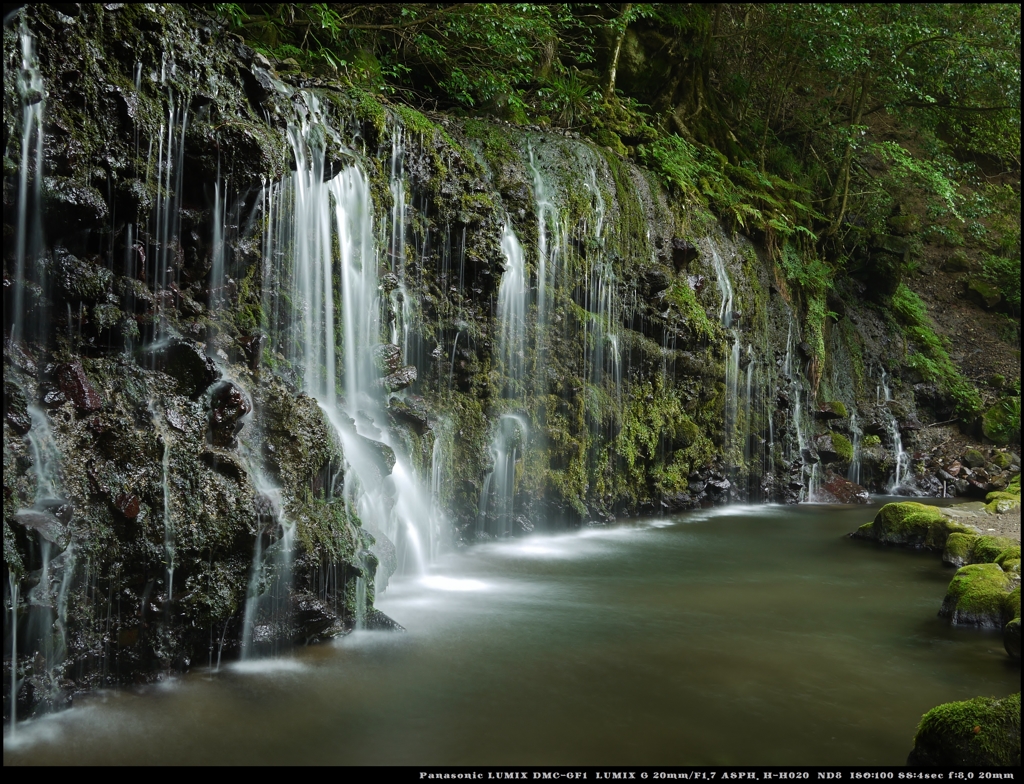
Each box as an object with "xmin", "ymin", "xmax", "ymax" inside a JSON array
[
  {"xmin": 907, "ymin": 692, "xmax": 1021, "ymax": 767},
  {"xmin": 938, "ymin": 563, "xmax": 1017, "ymax": 627},
  {"xmin": 943, "ymin": 533, "xmax": 1019, "ymax": 568},
  {"xmin": 1005, "ymin": 616, "xmax": 1021, "ymax": 661},
  {"xmin": 853, "ymin": 502, "xmax": 969, "ymax": 550},
  {"xmin": 983, "ymin": 397, "xmax": 1021, "ymax": 447},
  {"xmin": 985, "ymin": 489, "xmax": 1021, "ymax": 514}
]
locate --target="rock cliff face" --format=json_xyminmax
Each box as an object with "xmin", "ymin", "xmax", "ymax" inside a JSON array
[{"xmin": 2, "ymin": 5, "xmax": 1018, "ymax": 718}]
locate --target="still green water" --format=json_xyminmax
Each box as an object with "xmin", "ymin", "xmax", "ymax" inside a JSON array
[{"xmin": 3, "ymin": 501, "xmax": 1019, "ymax": 765}]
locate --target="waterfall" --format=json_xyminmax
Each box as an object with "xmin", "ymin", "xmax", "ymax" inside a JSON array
[
  {"xmin": 258, "ymin": 90, "xmax": 437, "ymax": 589},
  {"xmin": 782, "ymin": 314, "xmax": 818, "ymax": 501},
  {"xmin": 878, "ymin": 368, "xmax": 910, "ymax": 490},
  {"xmin": 12, "ymin": 19, "xmax": 45, "ymax": 345},
  {"xmin": 497, "ymin": 224, "xmax": 528, "ymax": 392},
  {"xmin": 239, "ymin": 483, "xmax": 296, "ymax": 660},
  {"xmin": 148, "ymin": 400, "xmax": 176, "ymax": 608},
  {"xmin": 478, "ymin": 225, "xmax": 529, "ymax": 536},
  {"xmin": 710, "ymin": 246, "xmax": 741, "ymax": 486},
  {"xmin": 847, "ymin": 412, "xmax": 863, "ymax": 486}
]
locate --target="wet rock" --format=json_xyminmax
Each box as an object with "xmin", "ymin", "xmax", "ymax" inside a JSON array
[
  {"xmin": 57, "ymin": 360, "xmax": 103, "ymax": 413},
  {"xmin": 382, "ymin": 365, "xmax": 417, "ymax": 393},
  {"xmin": 48, "ymin": 248, "xmax": 114, "ymax": 303},
  {"xmin": 818, "ymin": 473, "xmax": 869, "ymax": 504},
  {"xmin": 359, "ymin": 436, "xmax": 396, "ymax": 477},
  {"xmin": 201, "ymin": 449, "xmax": 246, "ymax": 481},
  {"xmin": 4, "ymin": 339, "xmax": 38, "ymax": 375},
  {"xmin": 113, "ymin": 492, "xmax": 141, "ymax": 520},
  {"xmin": 938, "ymin": 563, "xmax": 1017, "ymax": 627},
  {"xmin": 643, "ymin": 267, "xmax": 671, "ymax": 295},
  {"xmin": 13, "ymin": 509, "xmax": 67, "ymax": 550},
  {"xmin": 239, "ymin": 333, "xmax": 264, "ymax": 371},
  {"xmin": 151, "ymin": 338, "xmax": 218, "ymax": 398},
  {"xmin": 815, "ymin": 433, "xmax": 852, "ymax": 464},
  {"xmin": 209, "ymin": 381, "xmax": 251, "ymax": 447},
  {"xmin": 372, "ymin": 343, "xmax": 403, "ymax": 375},
  {"xmin": 671, "ymin": 237, "xmax": 698, "ymax": 271},
  {"xmin": 706, "ymin": 477, "xmax": 731, "ymax": 495},
  {"xmin": 388, "ymin": 397, "xmax": 429, "ymax": 435},
  {"xmin": 4, "ymin": 379, "xmax": 32, "ymax": 435},
  {"xmin": 363, "ymin": 608, "xmax": 405, "ymax": 631},
  {"xmin": 43, "ymin": 176, "xmax": 109, "ymax": 228}
]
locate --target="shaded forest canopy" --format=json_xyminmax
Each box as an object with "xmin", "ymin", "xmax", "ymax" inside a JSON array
[{"xmin": 215, "ymin": 2, "xmax": 1020, "ymax": 416}]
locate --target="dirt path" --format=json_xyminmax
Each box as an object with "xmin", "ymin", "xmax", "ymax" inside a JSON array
[{"xmin": 942, "ymin": 502, "xmax": 1022, "ymax": 542}]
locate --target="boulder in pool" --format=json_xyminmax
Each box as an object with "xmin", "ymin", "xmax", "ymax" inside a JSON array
[
  {"xmin": 906, "ymin": 692, "xmax": 1020, "ymax": 766},
  {"xmin": 852, "ymin": 502, "xmax": 970, "ymax": 550}
]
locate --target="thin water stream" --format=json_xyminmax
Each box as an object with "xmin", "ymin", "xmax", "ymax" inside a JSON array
[{"xmin": 4, "ymin": 500, "xmax": 1016, "ymax": 765}]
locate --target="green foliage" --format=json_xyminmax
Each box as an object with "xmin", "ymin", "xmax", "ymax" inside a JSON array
[
  {"xmin": 980, "ymin": 253, "xmax": 1022, "ymax": 314},
  {"xmin": 891, "ymin": 284, "xmax": 982, "ymax": 418},
  {"xmin": 863, "ymin": 434, "xmax": 881, "ymax": 447},
  {"xmin": 665, "ymin": 281, "xmax": 715, "ymax": 341},
  {"xmin": 983, "ymin": 397, "xmax": 1022, "ymax": 446},
  {"xmin": 638, "ymin": 135, "xmax": 821, "ymax": 242}
]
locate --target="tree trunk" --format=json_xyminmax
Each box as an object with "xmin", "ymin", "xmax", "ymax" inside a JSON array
[{"xmin": 603, "ymin": 3, "xmax": 632, "ymax": 102}]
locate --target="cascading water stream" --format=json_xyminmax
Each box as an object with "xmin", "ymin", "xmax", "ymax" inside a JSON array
[
  {"xmin": 478, "ymin": 225, "xmax": 529, "ymax": 536},
  {"xmin": 877, "ymin": 368, "xmax": 910, "ymax": 490},
  {"xmin": 256, "ymin": 88, "xmax": 437, "ymax": 593},
  {"xmin": 847, "ymin": 412, "xmax": 863, "ymax": 486},
  {"xmin": 710, "ymin": 246, "xmax": 741, "ymax": 484},
  {"xmin": 782, "ymin": 315, "xmax": 818, "ymax": 501},
  {"xmin": 147, "ymin": 400, "xmax": 176, "ymax": 608},
  {"xmin": 12, "ymin": 19, "xmax": 45, "ymax": 345}
]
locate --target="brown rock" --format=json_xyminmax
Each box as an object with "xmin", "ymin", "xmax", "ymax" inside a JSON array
[{"xmin": 57, "ymin": 360, "xmax": 103, "ymax": 413}]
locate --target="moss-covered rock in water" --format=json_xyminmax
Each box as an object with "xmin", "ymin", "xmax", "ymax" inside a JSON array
[
  {"xmin": 907, "ymin": 692, "xmax": 1021, "ymax": 767},
  {"xmin": 942, "ymin": 532, "xmax": 980, "ymax": 568},
  {"xmin": 852, "ymin": 502, "xmax": 968, "ymax": 549},
  {"xmin": 938, "ymin": 563, "xmax": 1016, "ymax": 627},
  {"xmin": 1005, "ymin": 615, "xmax": 1021, "ymax": 661}
]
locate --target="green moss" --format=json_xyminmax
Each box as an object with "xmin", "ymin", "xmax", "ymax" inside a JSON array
[
  {"xmin": 995, "ymin": 546, "xmax": 1021, "ymax": 569},
  {"xmin": 943, "ymin": 531, "xmax": 979, "ymax": 565},
  {"xmin": 826, "ymin": 400, "xmax": 848, "ymax": 418},
  {"xmin": 866, "ymin": 501, "xmax": 967, "ymax": 549},
  {"xmin": 862, "ymin": 434, "xmax": 881, "ymax": 447},
  {"xmin": 991, "ymin": 451, "xmax": 1011, "ymax": 469},
  {"xmin": 964, "ymin": 448, "xmax": 986, "ymax": 468},
  {"xmin": 666, "ymin": 281, "xmax": 715, "ymax": 341},
  {"xmin": 940, "ymin": 562, "xmax": 1015, "ymax": 626},
  {"xmin": 972, "ymin": 535, "xmax": 1017, "ymax": 564},
  {"xmin": 982, "ymin": 396, "xmax": 1021, "ymax": 446},
  {"xmin": 830, "ymin": 432, "xmax": 853, "ymax": 462},
  {"xmin": 909, "ymin": 692, "xmax": 1020, "ymax": 766},
  {"xmin": 985, "ymin": 491, "xmax": 1021, "ymax": 514}
]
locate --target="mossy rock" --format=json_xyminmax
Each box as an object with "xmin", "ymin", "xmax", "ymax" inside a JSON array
[
  {"xmin": 907, "ymin": 692, "xmax": 1021, "ymax": 766},
  {"xmin": 942, "ymin": 531, "xmax": 979, "ymax": 568},
  {"xmin": 966, "ymin": 278, "xmax": 1003, "ymax": 310},
  {"xmin": 972, "ymin": 536, "xmax": 1017, "ymax": 564},
  {"xmin": 985, "ymin": 491, "xmax": 1021, "ymax": 514},
  {"xmin": 939, "ymin": 563, "xmax": 1016, "ymax": 627},
  {"xmin": 855, "ymin": 502, "xmax": 968, "ymax": 549},
  {"xmin": 964, "ymin": 449, "xmax": 987, "ymax": 469},
  {"xmin": 1005, "ymin": 617, "xmax": 1021, "ymax": 661},
  {"xmin": 982, "ymin": 397, "xmax": 1021, "ymax": 446},
  {"xmin": 991, "ymin": 452, "xmax": 1011, "ymax": 469}
]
